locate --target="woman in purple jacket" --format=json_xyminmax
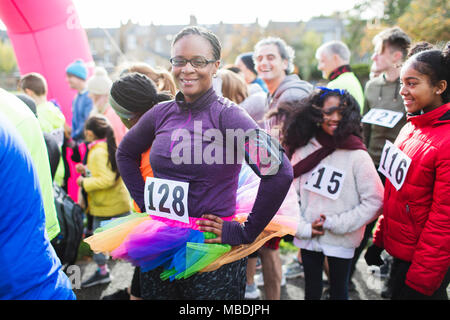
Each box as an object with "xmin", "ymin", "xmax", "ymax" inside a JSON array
[{"xmin": 116, "ymin": 26, "xmax": 293, "ymax": 299}]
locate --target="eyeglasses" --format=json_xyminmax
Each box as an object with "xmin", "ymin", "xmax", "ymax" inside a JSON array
[{"xmin": 169, "ymin": 57, "xmax": 217, "ymax": 68}]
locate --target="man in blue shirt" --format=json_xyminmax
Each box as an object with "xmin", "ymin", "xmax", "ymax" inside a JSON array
[{"xmin": 0, "ymin": 117, "xmax": 75, "ymax": 300}]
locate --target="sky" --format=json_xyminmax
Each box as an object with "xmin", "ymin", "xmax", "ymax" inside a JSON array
[
  {"xmin": 72, "ymin": 0, "xmax": 372, "ymax": 28},
  {"xmin": 0, "ymin": 0, "xmax": 381, "ymax": 30},
  {"xmin": 70, "ymin": 0, "xmax": 370, "ymax": 28}
]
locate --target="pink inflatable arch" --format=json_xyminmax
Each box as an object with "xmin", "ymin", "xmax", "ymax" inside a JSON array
[{"xmin": 0, "ymin": 0, "xmax": 94, "ymax": 202}]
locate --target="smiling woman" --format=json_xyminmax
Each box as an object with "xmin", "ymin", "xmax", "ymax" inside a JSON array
[
  {"xmin": 114, "ymin": 26, "xmax": 294, "ymax": 300},
  {"xmin": 280, "ymin": 87, "xmax": 383, "ymax": 300},
  {"xmin": 366, "ymin": 43, "xmax": 450, "ymax": 300},
  {"xmin": 170, "ymin": 29, "xmax": 221, "ymax": 103}
]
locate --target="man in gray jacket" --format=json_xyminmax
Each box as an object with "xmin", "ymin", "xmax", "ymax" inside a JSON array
[
  {"xmin": 254, "ymin": 37, "xmax": 312, "ymax": 129},
  {"xmin": 245, "ymin": 37, "xmax": 312, "ymax": 300}
]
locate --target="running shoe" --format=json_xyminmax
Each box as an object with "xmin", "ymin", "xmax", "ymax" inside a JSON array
[
  {"xmin": 244, "ymin": 283, "xmax": 261, "ymax": 299},
  {"xmin": 282, "ymin": 259, "xmax": 304, "ymax": 279}
]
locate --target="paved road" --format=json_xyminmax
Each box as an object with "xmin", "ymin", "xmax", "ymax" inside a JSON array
[{"xmin": 72, "ymin": 251, "xmax": 384, "ymax": 300}]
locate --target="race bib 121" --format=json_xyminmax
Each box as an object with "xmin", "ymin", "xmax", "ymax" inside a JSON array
[
  {"xmin": 144, "ymin": 177, "xmax": 189, "ymax": 224},
  {"xmin": 362, "ymin": 108, "xmax": 404, "ymax": 128}
]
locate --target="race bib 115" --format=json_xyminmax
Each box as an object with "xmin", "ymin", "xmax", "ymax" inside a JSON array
[
  {"xmin": 303, "ymin": 164, "xmax": 346, "ymax": 200},
  {"xmin": 378, "ymin": 140, "xmax": 411, "ymax": 190},
  {"xmin": 144, "ymin": 177, "xmax": 189, "ymax": 224}
]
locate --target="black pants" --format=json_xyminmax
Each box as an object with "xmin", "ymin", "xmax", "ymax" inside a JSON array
[
  {"xmin": 140, "ymin": 258, "xmax": 247, "ymax": 300},
  {"xmin": 301, "ymin": 249, "xmax": 352, "ymax": 300},
  {"xmin": 390, "ymin": 258, "xmax": 449, "ymax": 300},
  {"xmin": 130, "ymin": 267, "xmax": 141, "ymax": 298}
]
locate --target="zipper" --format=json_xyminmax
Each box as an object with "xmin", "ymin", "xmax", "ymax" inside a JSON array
[{"xmin": 406, "ymin": 203, "xmax": 419, "ymax": 235}]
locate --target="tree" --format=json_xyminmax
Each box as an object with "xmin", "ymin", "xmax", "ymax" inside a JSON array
[
  {"xmin": 383, "ymin": 0, "xmax": 412, "ymax": 24},
  {"xmin": 291, "ymin": 30, "xmax": 323, "ymax": 81},
  {"xmin": 397, "ymin": 0, "xmax": 450, "ymax": 43},
  {"xmin": 344, "ymin": 0, "xmax": 448, "ymax": 63},
  {"xmin": 0, "ymin": 40, "xmax": 17, "ymax": 74},
  {"xmin": 221, "ymin": 24, "xmax": 265, "ymax": 65}
]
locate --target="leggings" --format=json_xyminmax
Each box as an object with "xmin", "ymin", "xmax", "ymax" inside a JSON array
[{"xmin": 301, "ymin": 249, "xmax": 352, "ymax": 300}]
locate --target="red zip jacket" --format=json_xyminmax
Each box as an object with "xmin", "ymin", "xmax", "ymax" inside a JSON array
[{"xmin": 373, "ymin": 102, "xmax": 450, "ymax": 296}]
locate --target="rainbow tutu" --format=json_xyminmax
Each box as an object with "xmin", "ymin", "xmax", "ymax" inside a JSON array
[{"xmin": 84, "ymin": 163, "xmax": 299, "ymax": 280}]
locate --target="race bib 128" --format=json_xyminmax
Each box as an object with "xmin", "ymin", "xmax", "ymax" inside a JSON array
[
  {"xmin": 144, "ymin": 177, "xmax": 189, "ymax": 224},
  {"xmin": 362, "ymin": 108, "xmax": 404, "ymax": 128},
  {"xmin": 378, "ymin": 140, "xmax": 411, "ymax": 190},
  {"xmin": 303, "ymin": 164, "xmax": 346, "ymax": 200}
]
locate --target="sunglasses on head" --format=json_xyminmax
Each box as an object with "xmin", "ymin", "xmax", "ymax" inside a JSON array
[
  {"xmin": 312, "ymin": 104, "xmax": 345, "ymax": 116},
  {"xmin": 322, "ymin": 105, "xmax": 345, "ymax": 115}
]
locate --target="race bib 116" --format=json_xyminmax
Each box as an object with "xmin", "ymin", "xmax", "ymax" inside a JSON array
[
  {"xmin": 144, "ymin": 177, "xmax": 189, "ymax": 224},
  {"xmin": 378, "ymin": 140, "xmax": 411, "ymax": 190}
]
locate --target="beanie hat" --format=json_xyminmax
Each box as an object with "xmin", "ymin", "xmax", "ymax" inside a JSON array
[
  {"xmin": 66, "ymin": 59, "xmax": 88, "ymax": 80},
  {"xmin": 86, "ymin": 67, "xmax": 112, "ymax": 95},
  {"xmin": 238, "ymin": 52, "xmax": 257, "ymax": 75}
]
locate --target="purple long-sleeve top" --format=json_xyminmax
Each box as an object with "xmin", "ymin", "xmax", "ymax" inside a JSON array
[{"xmin": 116, "ymin": 87, "xmax": 293, "ymax": 245}]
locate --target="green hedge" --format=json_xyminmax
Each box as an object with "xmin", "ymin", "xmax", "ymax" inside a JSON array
[{"xmin": 351, "ymin": 63, "xmax": 371, "ymax": 87}]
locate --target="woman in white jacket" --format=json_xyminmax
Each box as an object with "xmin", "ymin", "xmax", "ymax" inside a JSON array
[{"xmin": 281, "ymin": 87, "xmax": 384, "ymax": 300}]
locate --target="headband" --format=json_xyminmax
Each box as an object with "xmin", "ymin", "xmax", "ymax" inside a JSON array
[
  {"xmin": 109, "ymin": 94, "xmax": 136, "ymax": 120},
  {"xmin": 317, "ymin": 86, "xmax": 346, "ymax": 99}
]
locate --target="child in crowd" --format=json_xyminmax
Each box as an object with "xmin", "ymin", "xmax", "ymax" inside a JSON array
[
  {"xmin": 18, "ymin": 72, "xmax": 66, "ymax": 186},
  {"xmin": 76, "ymin": 115, "xmax": 131, "ymax": 287},
  {"xmin": 365, "ymin": 42, "xmax": 450, "ymax": 300},
  {"xmin": 86, "ymin": 67, "xmax": 127, "ymax": 146},
  {"xmin": 283, "ymin": 87, "xmax": 384, "ymax": 300}
]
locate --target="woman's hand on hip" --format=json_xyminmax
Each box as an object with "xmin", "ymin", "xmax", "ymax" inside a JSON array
[{"xmin": 197, "ymin": 214, "xmax": 224, "ymax": 243}]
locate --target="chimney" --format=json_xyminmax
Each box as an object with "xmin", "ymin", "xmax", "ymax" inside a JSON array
[{"xmin": 189, "ymin": 15, "xmax": 197, "ymax": 26}]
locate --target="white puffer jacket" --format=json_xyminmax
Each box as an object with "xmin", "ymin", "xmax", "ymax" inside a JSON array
[{"xmin": 292, "ymin": 137, "xmax": 384, "ymax": 250}]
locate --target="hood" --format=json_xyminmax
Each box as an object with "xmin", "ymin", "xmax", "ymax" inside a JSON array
[{"xmin": 273, "ymin": 74, "xmax": 312, "ymax": 100}]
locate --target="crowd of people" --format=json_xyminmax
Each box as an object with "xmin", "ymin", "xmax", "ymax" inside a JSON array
[{"xmin": 0, "ymin": 24, "xmax": 448, "ymax": 301}]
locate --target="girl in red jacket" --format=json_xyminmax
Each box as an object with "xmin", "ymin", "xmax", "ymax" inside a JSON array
[{"xmin": 365, "ymin": 42, "xmax": 450, "ymax": 299}]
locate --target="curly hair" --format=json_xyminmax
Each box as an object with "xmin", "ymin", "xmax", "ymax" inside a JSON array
[{"xmin": 281, "ymin": 88, "xmax": 362, "ymax": 156}]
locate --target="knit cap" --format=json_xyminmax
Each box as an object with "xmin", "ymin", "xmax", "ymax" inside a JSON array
[
  {"xmin": 66, "ymin": 59, "xmax": 88, "ymax": 80},
  {"xmin": 86, "ymin": 67, "xmax": 112, "ymax": 95}
]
